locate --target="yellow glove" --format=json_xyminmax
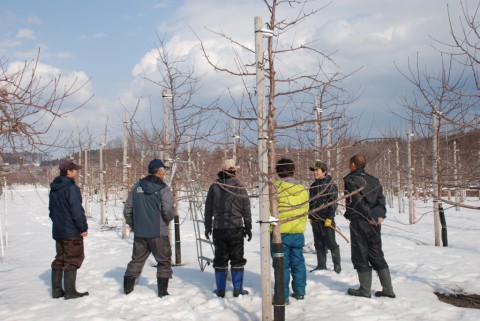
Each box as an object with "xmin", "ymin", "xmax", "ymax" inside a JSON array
[{"xmin": 324, "ymin": 218, "xmax": 332, "ymax": 228}]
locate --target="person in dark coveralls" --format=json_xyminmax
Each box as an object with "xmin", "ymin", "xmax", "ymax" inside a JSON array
[
  {"xmin": 123, "ymin": 159, "xmax": 174, "ymax": 297},
  {"xmin": 204, "ymin": 159, "xmax": 252, "ymax": 298},
  {"xmin": 308, "ymin": 161, "xmax": 341, "ymax": 274},
  {"xmin": 343, "ymin": 154, "xmax": 395, "ymax": 298},
  {"xmin": 49, "ymin": 159, "xmax": 89, "ymax": 300}
]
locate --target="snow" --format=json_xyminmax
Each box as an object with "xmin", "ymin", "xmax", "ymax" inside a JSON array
[{"xmin": 0, "ymin": 186, "xmax": 479, "ymax": 321}]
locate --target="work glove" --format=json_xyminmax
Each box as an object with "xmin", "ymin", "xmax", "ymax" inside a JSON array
[
  {"xmin": 243, "ymin": 227, "xmax": 252, "ymax": 242},
  {"xmin": 324, "ymin": 218, "xmax": 332, "ymax": 228},
  {"xmin": 205, "ymin": 227, "xmax": 212, "ymax": 240}
]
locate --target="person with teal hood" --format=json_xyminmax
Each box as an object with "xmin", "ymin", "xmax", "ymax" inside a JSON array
[
  {"xmin": 123, "ymin": 159, "xmax": 174, "ymax": 298},
  {"xmin": 274, "ymin": 158, "xmax": 309, "ymax": 303}
]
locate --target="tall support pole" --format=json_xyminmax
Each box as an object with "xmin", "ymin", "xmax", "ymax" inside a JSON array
[
  {"xmin": 387, "ymin": 148, "xmax": 393, "ymax": 208},
  {"xmin": 407, "ymin": 131, "xmax": 414, "ymax": 223},
  {"xmin": 396, "ymin": 141, "xmax": 403, "ymax": 213},
  {"xmin": 233, "ymin": 118, "xmax": 238, "ymax": 163},
  {"xmin": 163, "ymin": 88, "xmax": 170, "ymax": 161},
  {"xmin": 255, "ymin": 16, "xmax": 273, "ymax": 321},
  {"xmin": 326, "ymin": 125, "xmax": 331, "ymax": 169},
  {"xmin": 453, "ymin": 141, "xmax": 460, "ymax": 211},
  {"xmin": 122, "ymin": 117, "xmax": 129, "ymax": 239},
  {"xmin": 100, "ymin": 135, "xmax": 105, "ymax": 225},
  {"xmin": 314, "ymin": 97, "xmax": 320, "ymax": 161},
  {"xmin": 432, "ymin": 110, "xmax": 441, "ymax": 246},
  {"xmin": 84, "ymin": 149, "xmax": 89, "ymax": 218}
]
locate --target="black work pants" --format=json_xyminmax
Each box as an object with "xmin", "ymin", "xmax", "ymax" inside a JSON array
[
  {"xmin": 311, "ymin": 219, "xmax": 338, "ymax": 251},
  {"xmin": 212, "ymin": 228, "xmax": 246, "ymax": 269},
  {"xmin": 349, "ymin": 219, "xmax": 389, "ymax": 272},
  {"xmin": 125, "ymin": 236, "xmax": 172, "ymax": 279}
]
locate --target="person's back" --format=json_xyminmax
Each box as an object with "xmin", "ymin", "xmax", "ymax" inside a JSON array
[
  {"xmin": 129, "ymin": 175, "xmax": 169, "ymax": 237},
  {"xmin": 274, "ymin": 158, "xmax": 308, "ymax": 302},
  {"xmin": 275, "ymin": 176, "xmax": 308, "ymax": 234},
  {"xmin": 343, "ymin": 153, "xmax": 395, "ymax": 299},
  {"xmin": 123, "ymin": 159, "xmax": 174, "ymax": 298},
  {"xmin": 204, "ymin": 159, "xmax": 252, "ymax": 298},
  {"xmin": 344, "ymin": 166, "xmax": 386, "ymax": 222}
]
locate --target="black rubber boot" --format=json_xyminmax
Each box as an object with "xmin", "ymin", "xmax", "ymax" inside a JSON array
[
  {"xmin": 310, "ymin": 247, "xmax": 327, "ymax": 272},
  {"xmin": 64, "ymin": 270, "xmax": 89, "ymax": 300},
  {"xmin": 331, "ymin": 246, "xmax": 342, "ymax": 274},
  {"xmin": 124, "ymin": 276, "xmax": 135, "ymax": 295},
  {"xmin": 347, "ymin": 271, "xmax": 372, "ymax": 298},
  {"xmin": 375, "ymin": 269, "xmax": 396, "ymax": 298},
  {"xmin": 51, "ymin": 269, "xmax": 64, "ymax": 299},
  {"xmin": 157, "ymin": 277, "xmax": 170, "ymax": 298}
]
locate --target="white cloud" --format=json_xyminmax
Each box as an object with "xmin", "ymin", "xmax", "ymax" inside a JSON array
[{"xmin": 16, "ymin": 28, "xmax": 35, "ymax": 40}]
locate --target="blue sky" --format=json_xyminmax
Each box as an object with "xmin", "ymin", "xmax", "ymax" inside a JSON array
[{"xmin": 0, "ymin": 0, "xmax": 470, "ymax": 152}]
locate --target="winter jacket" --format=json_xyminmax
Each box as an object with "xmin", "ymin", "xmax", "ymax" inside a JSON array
[
  {"xmin": 275, "ymin": 177, "xmax": 309, "ymax": 234},
  {"xmin": 204, "ymin": 171, "xmax": 252, "ymax": 231},
  {"xmin": 123, "ymin": 175, "xmax": 174, "ymax": 238},
  {"xmin": 309, "ymin": 175, "xmax": 338, "ymax": 220},
  {"xmin": 49, "ymin": 175, "xmax": 87, "ymax": 239},
  {"xmin": 343, "ymin": 167, "xmax": 386, "ymax": 222}
]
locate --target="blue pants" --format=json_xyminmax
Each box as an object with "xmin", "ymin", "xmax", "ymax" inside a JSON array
[{"xmin": 272, "ymin": 234, "xmax": 307, "ymax": 300}]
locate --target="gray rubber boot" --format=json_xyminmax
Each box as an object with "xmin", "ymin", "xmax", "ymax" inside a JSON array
[
  {"xmin": 310, "ymin": 247, "xmax": 327, "ymax": 272},
  {"xmin": 375, "ymin": 269, "xmax": 396, "ymax": 298},
  {"xmin": 331, "ymin": 246, "xmax": 341, "ymax": 274},
  {"xmin": 51, "ymin": 269, "xmax": 64, "ymax": 299},
  {"xmin": 64, "ymin": 270, "xmax": 89, "ymax": 300},
  {"xmin": 347, "ymin": 271, "xmax": 372, "ymax": 298}
]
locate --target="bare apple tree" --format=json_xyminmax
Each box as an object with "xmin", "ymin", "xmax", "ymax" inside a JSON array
[{"xmin": 0, "ymin": 50, "xmax": 91, "ymax": 188}]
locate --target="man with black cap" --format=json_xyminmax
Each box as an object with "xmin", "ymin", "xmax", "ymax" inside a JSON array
[
  {"xmin": 123, "ymin": 159, "xmax": 174, "ymax": 297},
  {"xmin": 204, "ymin": 159, "xmax": 252, "ymax": 298},
  {"xmin": 49, "ymin": 159, "xmax": 89, "ymax": 300},
  {"xmin": 308, "ymin": 161, "xmax": 341, "ymax": 274}
]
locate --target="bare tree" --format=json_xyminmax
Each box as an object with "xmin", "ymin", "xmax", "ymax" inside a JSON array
[
  {"xmin": 0, "ymin": 51, "xmax": 91, "ymax": 156},
  {"xmin": 136, "ymin": 34, "xmax": 215, "ymax": 265}
]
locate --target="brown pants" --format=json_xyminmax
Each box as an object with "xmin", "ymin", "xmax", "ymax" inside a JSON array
[{"xmin": 51, "ymin": 236, "xmax": 85, "ymax": 271}]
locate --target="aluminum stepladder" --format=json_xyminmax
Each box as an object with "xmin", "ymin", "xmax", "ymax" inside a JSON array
[{"xmin": 167, "ymin": 160, "xmax": 214, "ymax": 271}]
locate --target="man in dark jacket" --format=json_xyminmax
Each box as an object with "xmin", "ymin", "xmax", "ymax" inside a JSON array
[
  {"xmin": 49, "ymin": 159, "xmax": 89, "ymax": 300},
  {"xmin": 123, "ymin": 159, "xmax": 174, "ymax": 297},
  {"xmin": 308, "ymin": 161, "xmax": 341, "ymax": 274},
  {"xmin": 343, "ymin": 154, "xmax": 395, "ymax": 299},
  {"xmin": 204, "ymin": 159, "xmax": 252, "ymax": 298}
]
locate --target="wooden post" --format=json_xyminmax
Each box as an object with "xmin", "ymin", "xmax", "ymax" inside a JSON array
[{"xmin": 255, "ymin": 16, "xmax": 273, "ymax": 321}]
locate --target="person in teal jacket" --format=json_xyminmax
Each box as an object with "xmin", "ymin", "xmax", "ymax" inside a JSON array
[{"xmin": 274, "ymin": 158, "xmax": 309, "ymax": 303}]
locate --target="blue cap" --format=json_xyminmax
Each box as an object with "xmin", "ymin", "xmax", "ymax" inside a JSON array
[{"xmin": 148, "ymin": 159, "xmax": 168, "ymax": 171}]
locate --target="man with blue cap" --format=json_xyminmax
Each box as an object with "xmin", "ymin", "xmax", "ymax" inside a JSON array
[{"xmin": 123, "ymin": 159, "xmax": 174, "ymax": 297}]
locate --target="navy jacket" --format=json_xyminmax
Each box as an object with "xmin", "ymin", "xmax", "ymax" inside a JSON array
[
  {"xmin": 123, "ymin": 175, "xmax": 174, "ymax": 238},
  {"xmin": 343, "ymin": 167, "xmax": 386, "ymax": 222},
  {"xmin": 49, "ymin": 176, "xmax": 88, "ymax": 239}
]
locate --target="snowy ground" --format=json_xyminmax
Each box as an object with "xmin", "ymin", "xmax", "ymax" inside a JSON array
[{"xmin": 0, "ymin": 185, "xmax": 479, "ymax": 321}]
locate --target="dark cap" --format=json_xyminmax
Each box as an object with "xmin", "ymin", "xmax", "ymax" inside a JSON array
[
  {"xmin": 309, "ymin": 161, "xmax": 327, "ymax": 172},
  {"xmin": 59, "ymin": 159, "xmax": 82, "ymax": 171},
  {"xmin": 148, "ymin": 159, "xmax": 169, "ymax": 171}
]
